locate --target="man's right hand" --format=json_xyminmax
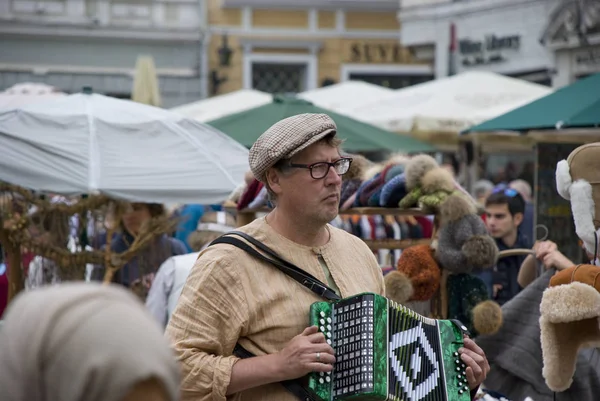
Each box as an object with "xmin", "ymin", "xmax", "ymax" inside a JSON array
[
  {"xmin": 274, "ymin": 326, "xmax": 336, "ymax": 381},
  {"xmin": 534, "ymin": 240, "xmax": 558, "ymax": 260}
]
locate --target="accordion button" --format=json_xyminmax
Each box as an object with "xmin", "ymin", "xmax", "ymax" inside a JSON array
[
  {"xmin": 327, "ymin": 332, "xmax": 332, "ymax": 338},
  {"xmin": 326, "ymin": 376, "xmax": 331, "ymax": 383},
  {"xmin": 320, "ymin": 326, "xmax": 325, "ymax": 331},
  {"xmin": 319, "ymin": 378, "xmax": 324, "ymax": 384},
  {"xmin": 459, "ymin": 390, "xmax": 464, "ymax": 394},
  {"xmin": 327, "ymin": 339, "xmax": 332, "ymax": 345},
  {"xmin": 320, "ymin": 319, "xmax": 325, "ymax": 325},
  {"xmin": 456, "ymin": 367, "xmax": 460, "ymax": 371},
  {"xmin": 327, "ymin": 324, "xmax": 331, "ymax": 330},
  {"xmin": 453, "ymin": 352, "xmax": 459, "ymax": 357},
  {"xmin": 455, "ymin": 359, "xmax": 460, "ymax": 364},
  {"xmin": 320, "ymin": 311, "xmax": 325, "ymax": 317},
  {"xmin": 327, "ymin": 317, "xmax": 332, "ymax": 323}
]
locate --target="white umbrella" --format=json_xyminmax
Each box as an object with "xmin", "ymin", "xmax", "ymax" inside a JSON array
[
  {"xmin": 343, "ymin": 71, "xmax": 553, "ymax": 133},
  {"xmin": 0, "ymin": 82, "xmax": 66, "ymax": 110},
  {"xmin": 170, "ymin": 89, "xmax": 272, "ymax": 122},
  {"xmin": 0, "ymin": 92, "xmax": 249, "ymax": 204}
]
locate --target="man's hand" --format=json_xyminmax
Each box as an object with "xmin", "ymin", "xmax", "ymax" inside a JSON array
[
  {"xmin": 534, "ymin": 240, "xmax": 558, "ymax": 259},
  {"xmin": 274, "ymin": 326, "xmax": 336, "ymax": 381},
  {"xmin": 541, "ymin": 250, "xmax": 573, "ymax": 271},
  {"xmin": 459, "ymin": 337, "xmax": 490, "ymax": 390}
]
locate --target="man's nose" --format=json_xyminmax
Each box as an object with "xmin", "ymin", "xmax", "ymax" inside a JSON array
[{"xmin": 324, "ymin": 165, "xmax": 342, "ymax": 185}]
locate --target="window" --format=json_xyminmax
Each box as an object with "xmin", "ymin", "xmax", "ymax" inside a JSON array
[
  {"xmin": 340, "ymin": 64, "xmax": 435, "ymax": 90},
  {"xmin": 252, "ymin": 63, "xmax": 307, "ymax": 94},
  {"xmin": 243, "ymin": 53, "xmax": 317, "ymax": 92},
  {"xmin": 348, "ymin": 73, "xmax": 433, "ymax": 89}
]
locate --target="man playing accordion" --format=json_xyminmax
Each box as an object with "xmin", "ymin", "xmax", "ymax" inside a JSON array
[{"xmin": 165, "ymin": 113, "xmax": 489, "ymax": 401}]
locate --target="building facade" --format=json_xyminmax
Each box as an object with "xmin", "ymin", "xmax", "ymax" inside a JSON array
[
  {"xmin": 0, "ymin": 0, "xmax": 207, "ymax": 108},
  {"xmin": 398, "ymin": 0, "xmax": 559, "ymax": 86},
  {"xmin": 540, "ymin": 0, "xmax": 600, "ymax": 87},
  {"xmin": 205, "ymin": 0, "xmax": 432, "ymax": 96}
]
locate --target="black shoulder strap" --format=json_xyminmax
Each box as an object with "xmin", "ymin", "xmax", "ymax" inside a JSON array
[
  {"xmin": 209, "ymin": 230, "xmax": 338, "ymax": 401},
  {"xmin": 210, "ymin": 231, "xmax": 341, "ymax": 301}
]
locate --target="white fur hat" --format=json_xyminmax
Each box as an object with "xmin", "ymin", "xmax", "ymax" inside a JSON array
[
  {"xmin": 555, "ymin": 142, "xmax": 600, "ymax": 256},
  {"xmin": 540, "ymin": 143, "xmax": 600, "ymax": 392}
]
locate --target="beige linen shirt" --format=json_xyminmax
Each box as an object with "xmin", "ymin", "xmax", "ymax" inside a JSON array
[{"xmin": 165, "ymin": 216, "xmax": 385, "ymax": 401}]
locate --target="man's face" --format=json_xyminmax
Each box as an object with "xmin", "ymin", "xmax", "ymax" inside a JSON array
[
  {"xmin": 270, "ymin": 141, "xmax": 343, "ymax": 225},
  {"xmin": 485, "ymin": 203, "xmax": 521, "ymax": 239}
]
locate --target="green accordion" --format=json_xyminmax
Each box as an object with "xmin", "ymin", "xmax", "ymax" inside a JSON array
[{"xmin": 308, "ymin": 293, "xmax": 472, "ymax": 401}]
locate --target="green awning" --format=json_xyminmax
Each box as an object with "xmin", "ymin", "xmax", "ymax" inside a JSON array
[
  {"xmin": 206, "ymin": 95, "xmax": 436, "ymax": 153},
  {"xmin": 463, "ymin": 72, "xmax": 600, "ymax": 134}
]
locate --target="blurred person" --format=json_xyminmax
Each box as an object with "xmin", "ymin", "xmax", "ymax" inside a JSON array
[
  {"xmin": 0, "ymin": 282, "xmax": 180, "ymax": 401},
  {"xmin": 485, "ymin": 188, "xmax": 531, "ymax": 305},
  {"xmin": 472, "ymin": 179, "xmax": 494, "ymax": 207},
  {"xmin": 146, "ymin": 211, "xmax": 236, "ymax": 328},
  {"xmin": 92, "ymin": 202, "xmax": 187, "ymax": 300},
  {"xmin": 509, "ymin": 179, "xmax": 535, "ymax": 243},
  {"xmin": 165, "ymin": 114, "xmax": 489, "ymax": 401}
]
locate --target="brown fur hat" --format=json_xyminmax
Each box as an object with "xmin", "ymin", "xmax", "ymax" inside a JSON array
[
  {"xmin": 555, "ymin": 142, "xmax": 600, "ymax": 257},
  {"xmin": 393, "ymin": 244, "xmax": 441, "ymax": 302},
  {"xmin": 540, "ymin": 264, "xmax": 600, "ymax": 392}
]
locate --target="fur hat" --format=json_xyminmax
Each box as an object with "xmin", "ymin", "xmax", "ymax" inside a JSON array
[
  {"xmin": 540, "ymin": 142, "xmax": 600, "ymax": 392},
  {"xmin": 386, "ymin": 244, "xmax": 440, "ymax": 303},
  {"xmin": 540, "ymin": 264, "xmax": 600, "ymax": 392},
  {"xmin": 555, "ymin": 142, "xmax": 600, "ymax": 257}
]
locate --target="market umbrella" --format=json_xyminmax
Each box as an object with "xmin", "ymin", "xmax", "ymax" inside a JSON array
[
  {"xmin": 0, "ymin": 92, "xmax": 250, "ymax": 204},
  {"xmin": 463, "ymin": 72, "xmax": 600, "ymax": 133},
  {"xmin": 206, "ymin": 95, "xmax": 436, "ymax": 153},
  {"xmin": 0, "ymin": 82, "xmax": 66, "ymax": 110}
]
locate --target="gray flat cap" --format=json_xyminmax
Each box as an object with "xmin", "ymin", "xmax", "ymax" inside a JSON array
[{"xmin": 249, "ymin": 113, "xmax": 337, "ymax": 183}]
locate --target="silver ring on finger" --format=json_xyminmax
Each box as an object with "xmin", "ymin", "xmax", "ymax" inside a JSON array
[{"xmin": 316, "ymin": 352, "xmax": 321, "ymax": 362}]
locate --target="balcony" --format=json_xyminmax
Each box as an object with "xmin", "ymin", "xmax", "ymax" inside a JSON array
[{"xmin": 222, "ymin": 0, "xmax": 399, "ymax": 11}]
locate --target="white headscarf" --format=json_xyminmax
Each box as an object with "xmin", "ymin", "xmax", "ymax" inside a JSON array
[{"xmin": 0, "ymin": 282, "xmax": 180, "ymax": 401}]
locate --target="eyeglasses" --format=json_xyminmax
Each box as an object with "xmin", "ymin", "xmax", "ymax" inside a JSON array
[{"xmin": 287, "ymin": 157, "xmax": 353, "ymax": 180}]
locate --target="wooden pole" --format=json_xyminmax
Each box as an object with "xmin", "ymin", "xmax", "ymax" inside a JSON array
[{"xmin": 0, "ymin": 223, "xmax": 23, "ymax": 304}]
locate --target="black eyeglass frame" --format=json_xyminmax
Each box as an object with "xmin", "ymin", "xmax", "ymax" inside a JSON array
[{"xmin": 286, "ymin": 157, "xmax": 353, "ymax": 180}]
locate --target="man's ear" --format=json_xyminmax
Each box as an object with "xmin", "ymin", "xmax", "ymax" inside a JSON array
[
  {"xmin": 265, "ymin": 168, "xmax": 282, "ymax": 195},
  {"xmin": 513, "ymin": 212, "xmax": 524, "ymax": 227}
]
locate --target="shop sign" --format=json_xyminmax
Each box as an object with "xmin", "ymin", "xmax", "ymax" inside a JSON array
[
  {"xmin": 347, "ymin": 42, "xmax": 406, "ymax": 64},
  {"xmin": 458, "ymin": 34, "xmax": 521, "ymax": 67}
]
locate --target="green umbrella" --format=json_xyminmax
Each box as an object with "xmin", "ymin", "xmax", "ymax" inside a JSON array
[
  {"xmin": 206, "ymin": 94, "xmax": 435, "ymax": 153},
  {"xmin": 463, "ymin": 72, "xmax": 600, "ymax": 133}
]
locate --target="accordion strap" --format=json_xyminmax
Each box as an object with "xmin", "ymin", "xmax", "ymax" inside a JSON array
[
  {"xmin": 211, "ymin": 231, "xmax": 341, "ymax": 301},
  {"xmin": 209, "ymin": 230, "xmax": 339, "ymax": 401}
]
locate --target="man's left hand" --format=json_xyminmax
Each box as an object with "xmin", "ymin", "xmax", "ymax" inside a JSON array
[{"xmin": 459, "ymin": 337, "xmax": 490, "ymax": 390}]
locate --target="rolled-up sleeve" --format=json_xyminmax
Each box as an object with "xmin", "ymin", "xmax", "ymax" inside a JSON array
[{"xmin": 165, "ymin": 250, "xmax": 248, "ymax": 401}]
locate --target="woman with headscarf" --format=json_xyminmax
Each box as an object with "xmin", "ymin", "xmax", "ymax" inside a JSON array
[{"xmin": 0, "ymin": 282, "xmax": 181, "ymax": 401}]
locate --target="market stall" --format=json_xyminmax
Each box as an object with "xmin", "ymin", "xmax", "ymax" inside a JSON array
[{"xmin": 461, "ymin": 72, "xmax": 600, "ymax": 262}]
